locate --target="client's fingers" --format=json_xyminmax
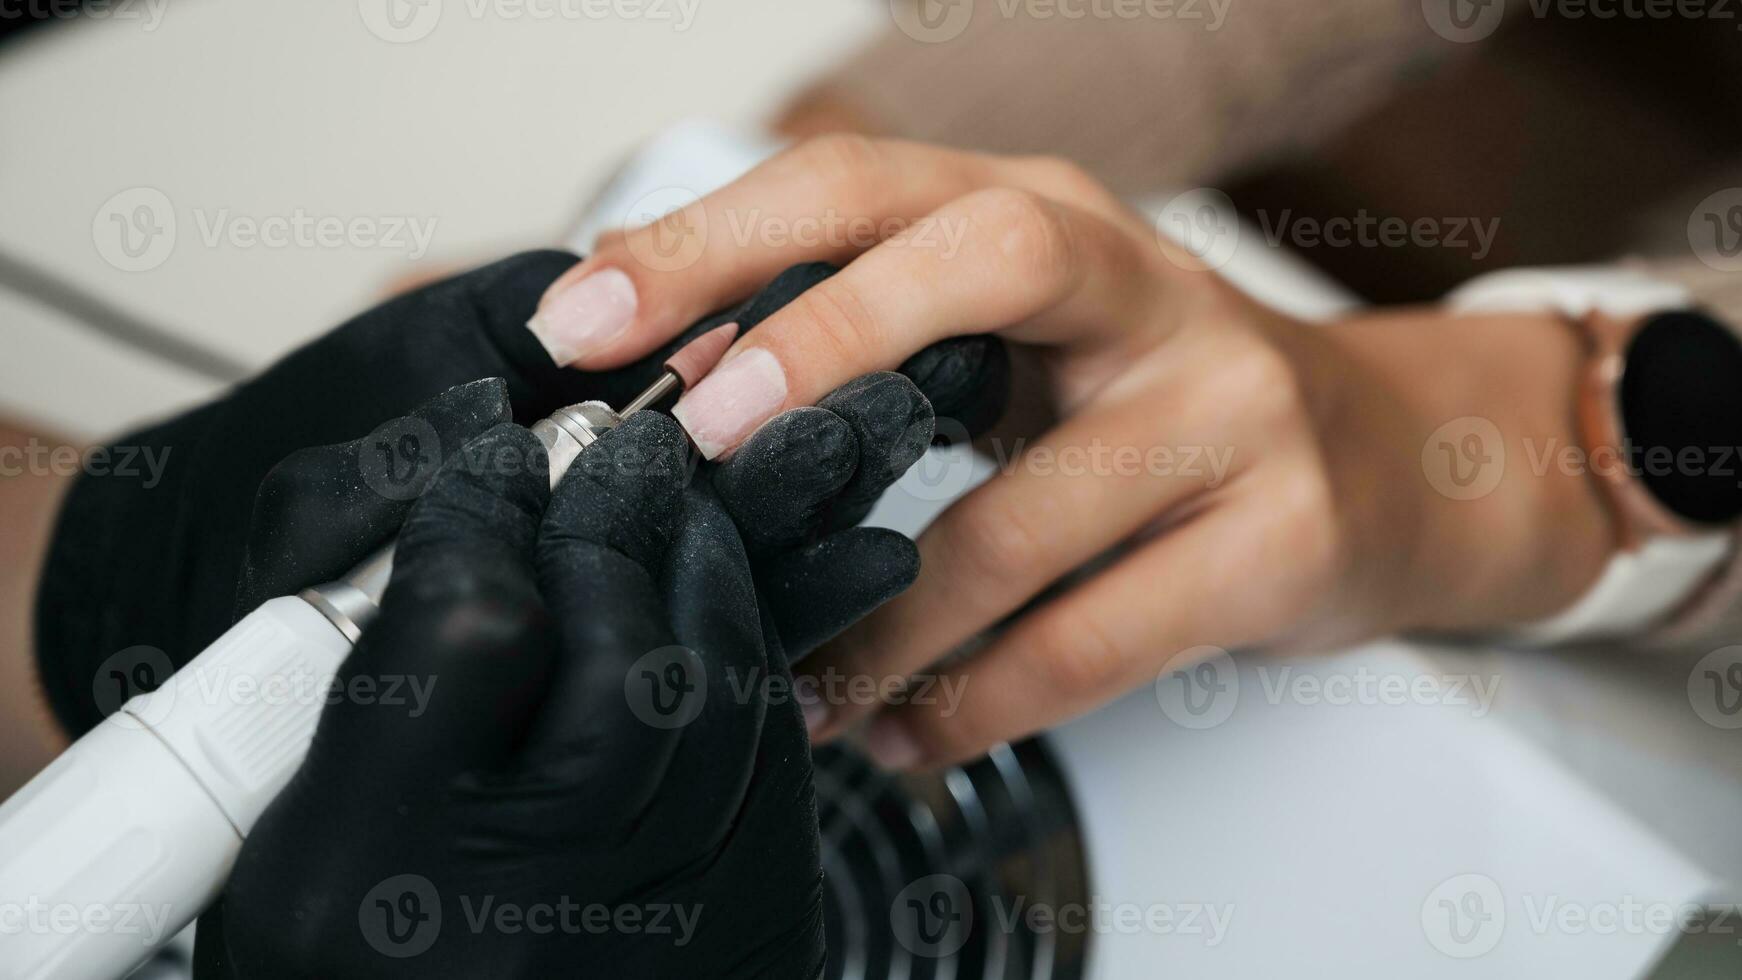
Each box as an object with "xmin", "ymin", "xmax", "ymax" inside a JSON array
[
  {"xmin": 530, "ymin": 138, "xmax": 1003, "ymax": 371},
  {"xmin": 802, "ymin": 382, "xmax": 1243, "ymax": 742},
  {"xmin": 863, "ymin": 500, "xmax": 1323, "ymax": 770},
  {"xmin": 671, "ymin": 192, "xmax": 1165, "ymax": 459}
]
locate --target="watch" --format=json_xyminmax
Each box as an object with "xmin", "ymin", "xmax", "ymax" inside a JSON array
[{"xmin": 1447, "ymin": 267, "xmax": 1742, "ymax": 644}]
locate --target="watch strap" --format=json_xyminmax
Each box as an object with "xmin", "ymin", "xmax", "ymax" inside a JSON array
[{"xmin": 1447, "ymin": 266, "xmax": 1737, "ymax": 646}]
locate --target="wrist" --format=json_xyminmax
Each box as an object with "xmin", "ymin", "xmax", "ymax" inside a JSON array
[
  {"xmin": 1323, "ymin": 309, "xmax": 1621, "ymax": 633},
  {"xmin": 0, "ymin": 422, "xmax": 76, "ymax": 767}
]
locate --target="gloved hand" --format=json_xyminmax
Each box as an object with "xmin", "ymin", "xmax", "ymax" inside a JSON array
[
  {"xmin": 196, "ymin": 415, "xmax": 830, "ymax": 979},
  {"xmin": 35, "ymin": 254, "xmax": 1008, "ymax": 735}
]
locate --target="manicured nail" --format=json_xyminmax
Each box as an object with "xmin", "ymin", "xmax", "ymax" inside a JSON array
[
  {"xmin": 865, "ymin": 715, "xmax": 922, "ymax": 771},
  {"xmin": 670, "ymin": 347, "xmax": 787, "ymax": 459},
  {"xmin": 801, "ymin": 699, "xmax": 830, "ymax": 737},
  {"xmin": 526, "ymin": 267, "xmax": 638, "ymax": 366}
]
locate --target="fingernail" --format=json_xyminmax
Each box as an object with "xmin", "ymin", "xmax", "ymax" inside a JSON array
[
  {"xmin": 801, "ymin": 699, "xmax": 830, "ymax": 737},
  {"xmin": 671, "ymin": 347, "xmax": 787, "ymax": 459},
  {"xmin": 865, "ymin": 715, "xmax": 922, "ymax": 771},
  {"xmin": 526, "ymin": 267, "xmax": 638, "ymax": 366}
]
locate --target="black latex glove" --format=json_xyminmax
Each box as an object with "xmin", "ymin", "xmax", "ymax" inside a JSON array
[
  {"xmin": 197, "ymin": 416, "xmax": 829, "ymax": 979},
  {"xmin": 36, "ymin": 254, "xmax": 1009, "ymax": 735},
  {"xmin": 711, "ymin": 373, "xmax": 923, "ymax": 659}
]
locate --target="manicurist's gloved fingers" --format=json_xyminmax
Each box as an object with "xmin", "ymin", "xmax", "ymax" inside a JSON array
[
  {"xmin": 233, "ymin": 378, "xmax": 512, "ymax": 613},
  {"xmin": 308, "ymin": 423, "xmax": 555, "ymax": 795},
  {"xmin": 896, "ymin": 333, "xmax": 1012, "ymax": 444},
  {"xmin": 709, "ymin": 370, "xmax": 935, "ymax": 658},
  {"xmin": 517, "ymin": 412, "xmax": 691, "ymax": 823},
  {"xmin": 814, "ymin": 372, "xmax": 934, "ymax": 529},
  {"xmin": 630, "ymin": 484, "xmax": 775, "ymax": 847},
  {"xmin": 753, "ymin": 527, "xmax": 919, "ymax": 661},
  {"xmin": 710, "ymin": 372, "xmax": 934, "ymax": 555},
  {"xmin": 712, "ymin": 407, "xmax": 859, "ymax": 556},
  {"xmin": 639, "ymin": 488, "xmax": 828, "ymax": 964}
]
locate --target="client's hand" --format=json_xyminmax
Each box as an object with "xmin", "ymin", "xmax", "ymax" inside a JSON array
[
  {"xmin": 526, "ymin": 137, "xmax": 1619, "ymax": 769},
  {"xmin": 195, "ymin": 415, "xmax": 829, "ymax": 979}
]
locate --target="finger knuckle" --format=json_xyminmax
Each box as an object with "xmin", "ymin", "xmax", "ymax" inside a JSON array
[
  {"xmin": 918, "ymin": 706, "xmax": 993, "ymax": 762},
  {"xmin": 965, "ymin": 187, "xmax": 1077, "ymax": 291},
  {"xmin": 1033, "ymin": 607, "xmax": 1126, "ymax": 695},
  {"xmin": 1261, "ymin": 467, "xmax": 1347, "ymax": 607},
  {"xmin": 792, "ymin": 278, "xmax": 886, "ymax": 363},
  {"xmin": 788, "ymin": 133, "xmax": 890, "ymax": 197},
  {"xmin": 421, "ymin": 573, "xmax": 544, "ymax": 648},
  {"xmin": 1211, "ymin": 336, "xmax": 1309, "ymax": 425},
  {"xmin": 1017, "ymin": 155, "xmax": 1109, "ymax": 206},
  {"xmin": 949, "ymin": 497, "xmax": 1048, "ymax": 585}
]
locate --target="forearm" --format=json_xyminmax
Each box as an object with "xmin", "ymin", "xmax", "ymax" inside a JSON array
[
  {"xmin": 0, "ymin": 423, "xmax": 74, "ymax": 790},
  {"xmin": 790, "ymin": 0, "xmax": 1474, "ymax": 194}
]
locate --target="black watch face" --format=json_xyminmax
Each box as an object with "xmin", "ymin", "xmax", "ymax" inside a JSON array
[{"xmin": 1619, "ymin": 310, "xmax": 1742, "ymax": 525}]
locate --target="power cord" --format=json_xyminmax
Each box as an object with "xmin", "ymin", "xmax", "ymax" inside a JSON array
[{"xmin": 0, "ymin": 246, "xmax": 251, "ymax": 385}]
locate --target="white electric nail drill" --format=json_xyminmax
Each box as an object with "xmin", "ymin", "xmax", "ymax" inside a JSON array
[{"xmin": 0, "ymin": 377, "xmax": 699, "ymax": 980}]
